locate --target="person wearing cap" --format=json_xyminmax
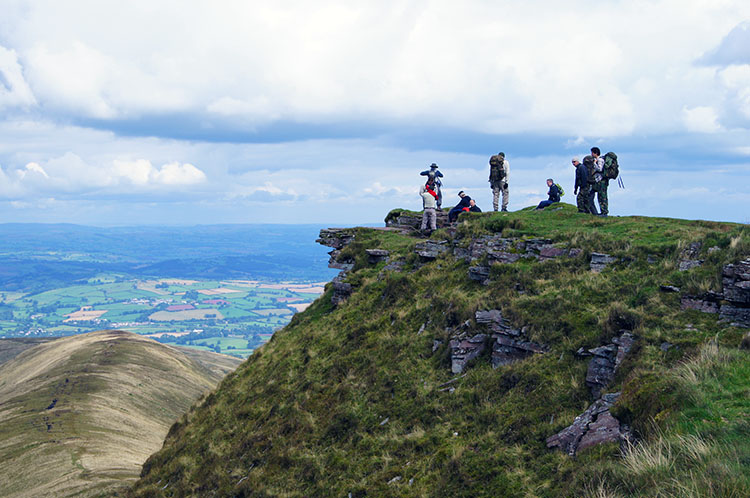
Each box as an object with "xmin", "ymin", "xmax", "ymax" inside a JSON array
[
  {"xmin": 420, "ymin": 163, "xmax": 444, "ymax": 209},
  {"xmin": 574, "ymin": 156, "xmax": 593, "ymax": 213},
  {"xmin": 488, "ymin": 152, "xmax": 509, "ymax": 211},
  {"xmin": 448, "ymin": 191, "xmax": 473, "ymax": 222}
]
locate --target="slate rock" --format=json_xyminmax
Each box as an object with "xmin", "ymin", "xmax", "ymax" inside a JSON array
[
  {"xmin": 449, "ymin": 334, "xmax": 487, "ymax": 374},
  {"xmin": 722, "ymin": 258, "xmax": 750, "ymax": 305},
  {"xmin": 584, "ymin": 332, "xmax": 635, "ymax": 398},
  {"xmin": 678, "ymin": 260, "xmax": 703, "ymax": 271},
  {"xmin": 590, "ymin": 253, "xmax": 617, "ymax": 272},
  {"xmin": 415, "ymin": 240, "xmax": 449, "ymax": 260},
  {"xmin": 681, "ymin": 296, "xmax": 720, "ymax": 314},
  {"xmin": 546, "ymin": 393, "xmax": 630, "ymax": 456},
  {"xmin": 659, "ymin": 285, "xmax": 680, "ymax": 293},
  {"xmin": 366, "ymin": 249, "xmax": 390, "ymax": 264},
  {"xmin": 468, "ymin": 266, "xmax": 490, "ymax": 284}
]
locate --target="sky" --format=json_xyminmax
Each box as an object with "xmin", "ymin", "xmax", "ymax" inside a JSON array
[{"xmin": 1, "ymin": 1, "xmax": 749, "ymax": 226}]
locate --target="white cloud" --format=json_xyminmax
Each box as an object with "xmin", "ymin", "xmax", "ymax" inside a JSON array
[
  {"xmin": 1, "ymin": 1, "xmax": 748, "ymax": 136},
  {"xmin": 151, "ymin": 162, "xmax": 206, "ymax": 185},
  {"xmin": 0, "ymin": 46, "xmax": 37, "ymax": 109},
  {"xmin": 682, "ymin": 106, "xmax": 722, "ymax": 133}
]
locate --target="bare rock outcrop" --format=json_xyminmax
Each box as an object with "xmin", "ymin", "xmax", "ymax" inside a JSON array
[
  {"xmin": 720, "ymin": 258, "xmax": 750, "ymax": 327},
  {"xmin": 386, "ymin": 210, "xmax": 450, "ymax": 231},
  {"xmin": 366, "ymin": 249, "xmax": 390, "ymax": 265},
  {"xmin": 678, "ymin": 241, "xmax": 704, "ymax": 271},
  {"xmin": 415, "ymin": 240, "xmax": 449, "ymax": 260},
  {"xmin": 318, "ymin": 228, "xmax": 356, "ymax": 271},
  {"xmin": 590, "ymin": 252, "xmax": 617, "ymax": 272},
  {"xmin": 577, "ymin": 332, "xmax": 635, "ymax": 399},
  {"xmin": 546, "ymin": 393, "xmax": 631, "ymax": 456},
  {"xmin": 449, "ymin": 310, "xmax": 546, "ymax": 373}
]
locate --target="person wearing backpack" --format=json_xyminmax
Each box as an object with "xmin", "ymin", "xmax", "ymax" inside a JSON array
[
  {"xmin": 535, "ymin": 178, "xmax": 562, "ymax": 210},
  {"xmin": 590, "ymin": 147, "xmax": 608, "ymax": 216},
  {"xmin": 574, "ymin": 156, "xmax": 594, "ymax": 214},
  {"xmin": 488, "ymin": 152, "xmax": 509, "ymax": 212},
  {"xmin": 420, "ymin": 163, "xmax": 443, "ymax": 209}
]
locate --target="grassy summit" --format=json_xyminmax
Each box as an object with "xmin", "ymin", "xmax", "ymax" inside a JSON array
[
  {"xmin": 131, "ymin": 204, "xmax": 749, "ymax": 497},
  {"xmin": 0, "ymin": 330, "xmax": 240, "ymax": 498}
]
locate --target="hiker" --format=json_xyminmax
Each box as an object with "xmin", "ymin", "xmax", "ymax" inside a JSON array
[
  {"xmin": 535, "ymin": 179, "xmax": 562, "ymax": 210},
  {"xmin": 574, "ymin": 157, "xmax": 593, "ymax": 214},
  {"xmin": 468, "ymin": 199, "xmax": 482, "ymax": 213},
  {"xmin": 488, "ymin": 152, "xmax": 509, "ymax": 212},
  {"xmin": 419, "ymin": 182, "xmax": 438, "ymax": 233},
  {"xmin": 448, "ymin": 191, "xmax": 472, "ymax": 222},
  {"xmin": 420, "ymin": 163, "xmax": 443, "ymax": 209},
  {"xmin": 583, "ymin": 155, "xmax": 599, "ymax": 215},
  {"xmin": 590, "ymin": 147, "xmax": 609, "ymax": 216}
]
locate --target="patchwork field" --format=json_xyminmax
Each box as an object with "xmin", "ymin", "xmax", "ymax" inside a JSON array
[{"xmin": 0, "ymin": 277, "xmax": 326, "ymax": 358}]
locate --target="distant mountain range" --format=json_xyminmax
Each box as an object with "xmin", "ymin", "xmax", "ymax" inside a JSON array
[{"xmin": 0, "ymin": 330, "xmax": 241, "ymax": 498}]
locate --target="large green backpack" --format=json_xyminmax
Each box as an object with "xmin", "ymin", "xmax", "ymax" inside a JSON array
[
  {"xmin": 603, "ymin": 152, "xmax": 619, "ymax": 180},
  {"xmin": 555, "ymin": 183, "xmax": 565, "ymax": 197},
  {"xmin": 489, "ymin": 155, "xmax": 505, "ymax": 182}
]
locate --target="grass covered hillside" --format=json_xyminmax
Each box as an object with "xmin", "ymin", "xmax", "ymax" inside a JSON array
[
  {"xmin": 131, "ymin": 204, "xmax": 749, "ymax": 497},
  {"xmin": 0, "ymin": 330, "xmax": 241, "ymax": 498}
]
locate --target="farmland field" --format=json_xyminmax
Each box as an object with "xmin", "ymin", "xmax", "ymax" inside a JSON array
[{"xmin": 0, "ymin": 278, "xmax": 329, "ymax": 357}]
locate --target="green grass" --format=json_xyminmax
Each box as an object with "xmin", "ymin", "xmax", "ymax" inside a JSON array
[{"xmin": 130, "ymin": 209, "xmax": 750, "ymax": 497}]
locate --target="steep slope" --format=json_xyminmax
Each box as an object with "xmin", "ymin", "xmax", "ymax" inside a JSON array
[
  {"xmin": 131, "ymin": 205, "xmax": 749, "ymax": 497},
  {"xmin": 0, "ymin": 330, "xmax": 241, "ymax": 497}
]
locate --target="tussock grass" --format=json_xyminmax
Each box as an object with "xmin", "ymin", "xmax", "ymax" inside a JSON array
[{"xmin": 130, "ymin": 209, "xmax": 750, "ymax": 497}]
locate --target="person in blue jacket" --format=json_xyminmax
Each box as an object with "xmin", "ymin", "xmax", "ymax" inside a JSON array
[
  {"xmin": 420, "ymin": 163, "xmax": 443, "ymax": 209},
  {"xmin": 536, "ymin": 179, "xmax": 562, "ymax": 210}
]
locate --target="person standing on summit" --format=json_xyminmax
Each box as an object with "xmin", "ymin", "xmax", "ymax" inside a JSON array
[
  {"xmin": 489, "ymin": 152, "xmax": 509, "ymax": 211},
  {"xmin": 420, "ymin": 163, "xmax": 443, "ymax": 210}
]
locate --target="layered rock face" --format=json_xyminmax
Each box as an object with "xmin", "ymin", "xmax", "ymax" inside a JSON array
[
  {"xmin": 450, "ymin": 310, "xmax": 547, "ymax": 374},
  {"xmin": 547, "ymin": 332, "xmax": 636, "ymax": 455},
  {"xmin": 720, "ymin": 258, "xmax": 750, "ymax": 327}
]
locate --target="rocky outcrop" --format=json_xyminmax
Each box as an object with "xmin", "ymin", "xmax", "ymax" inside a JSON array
[
  {"xmin": 366, "ymin": 249, "xmax": 390, "ymax": 265},
  {"xmin": 386, "ymin": 210, "xmax": 450, "ymax": 231},
  {"xmin": 448, "ymin": 310, "xmax": 546, "ymax": 373},
  {"xmin": 681, "ymin": 293, "xmax": 722, "ymax": 314},
  {"xmin": 318, "ymin": 228, "xmax": 356, "ymax": 271},
  {"xmin": 449, "ymin": 334, "xmax": 487, "ymax": 374},
  {"xmin": 468, "ymin": 266, "xmax": 490, "ymax": 284},
  {"xmin": 454, "ymin": 235, "xmax": 580, "ymax": 266},
  {"xmin": 678, "ymin": 241, "xmax": 703, "ymax": 271},
  {"xmin": 590, "ymin": 253, "xmax": 617, "ymax": 272},
  {"xmin": 720, "ymin": 258, "xmax": 750, "ymax": 327},
  {"xmin": 415, "ymin": 240, "xmax": 449, "ymax": 260},
  {"xmin": 331, "ymin": 274, "xmax": 353, "ymax": 307},
  {"xmin": 577, "ymin": 332, "xmax": 635, "ymax": 399},
  {"xmin": 546, "ymin": 393, "xmax": 631, "ymax": 456}
]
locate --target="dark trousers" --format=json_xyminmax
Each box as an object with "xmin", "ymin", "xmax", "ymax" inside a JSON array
[
  {"xmin": 448, "ymin": 206, "xmax": 464, "ymax": 222},
  {"xmin": 536, "ymin": 200, "xmax": 557, "ymax": 210}
]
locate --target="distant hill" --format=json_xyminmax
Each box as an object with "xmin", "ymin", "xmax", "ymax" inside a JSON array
[
  {"xmin": 130, "ymin": 205, "xmax": 750, "ymax": 497},
  {"xmin": 0, "ymin": 330, "xmax": 241, "ymax": 498}
]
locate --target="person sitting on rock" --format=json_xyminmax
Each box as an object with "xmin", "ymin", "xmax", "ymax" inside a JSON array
[
  {"xmin": 448, "ymin": 191, "xmax": 472, "ymax": 222},
  {"xmin": 419, "ymin": 181, "xmax": 438, "ymax": 233},
  {"xmin": 536, "ymin": 178, "xmax": 561, "ymax": 210}
]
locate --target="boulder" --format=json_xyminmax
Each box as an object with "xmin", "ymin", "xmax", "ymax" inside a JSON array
[
  {"xmin": 366, "ymin": 249, "xmax": 390, "ymax": 265},
  {"xmin": 681, "ymin": 295, "xmax": 720, "ymax": 314},
  {"xmin": 415, "ymin": 240, "xmax": 449, "ymax": 260},
  {"xmin": 590, "ymin": 253, "xmax": 617, "ymax": 273},
  {"xmin": 386, "ymin": 210, "xmax": 450, "ymax": 230},
  {"xmin": 718, "ymin": 258, "xmax": 750, "ymax": 327},
  {"xmin": 468, "ymin": 266, "xmax": 490, "ymax": 284},
  {"xmin": 449, "ymin": 334, "xmax": 487, "ymax": 374},
  {"xmin": 581, "ymin": 332, "xmax": 635, "ymax": 398},
  {"xmin": 331, "ymin": 274, "xmax": 353, "ymax": 306},
  {"xmin": 546, "ymin": 393, "xmax": 630, "ymax": 456}
]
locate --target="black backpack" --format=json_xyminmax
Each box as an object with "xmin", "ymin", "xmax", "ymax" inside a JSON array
[
  {"xmin": 583, "ymin": 156, "xmax": 596, "ymax": 183},
  {"xmin": 603, "ymin": 152, "xmax": 619, "ymax": 180}
]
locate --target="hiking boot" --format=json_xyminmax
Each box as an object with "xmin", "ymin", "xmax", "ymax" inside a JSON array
[{"xmin": 501, "ymin": 208, "xmax": 508, "ymax": 212}]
